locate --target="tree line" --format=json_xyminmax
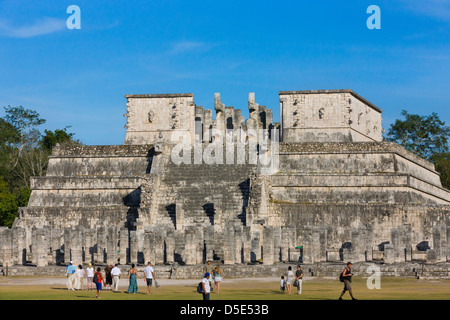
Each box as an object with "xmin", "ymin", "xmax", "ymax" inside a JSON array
[
  {"xmin": 0, "ymin": 106, "xmax": 449, "ymax": 228},
  {"xmin": 0, "ymin": 106, "xmax": 80, "ymax": 227}
]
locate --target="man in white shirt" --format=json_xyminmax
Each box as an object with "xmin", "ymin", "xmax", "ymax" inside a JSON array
[
  {"xmin": 111, "ymin": 264, "xmax": 121, "ymax": 292},
  {"xmin": 202, "ymin": 273, "xmax": 211, "ymax": 300},
  {"xmin": 144, "ymin": 261, "xmax": 156, "ymax": 294}
]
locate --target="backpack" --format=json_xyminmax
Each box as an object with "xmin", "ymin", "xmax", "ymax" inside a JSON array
[
  {"xmin": 339, "ymin": 271, "xmax": 344, "ymax": 282},
  {"xmin": 93, "ymin": 273, "xmax": 98, "ymax": 283},
  {"xmin": 197, "ymin": 282, "xmax": 203, "ymax": 293}
]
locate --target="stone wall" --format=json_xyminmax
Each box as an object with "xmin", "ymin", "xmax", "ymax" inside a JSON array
[
  {"xmin": 0, "ymin": 89, "xmax": 449, "ymax": 277},
  {"xmin": 3, "ymin": 262, "xmax": 450, "ymax": 280},
  {"xmin": 279, "ymin": 90, "xmax": 383, "ymax": 143}
]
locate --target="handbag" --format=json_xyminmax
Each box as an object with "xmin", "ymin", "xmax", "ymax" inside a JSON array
[{"xmin": 293, "ymin": 279, "xmax": 298, "ymax": 287}]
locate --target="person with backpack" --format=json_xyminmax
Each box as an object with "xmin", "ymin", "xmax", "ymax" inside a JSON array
[
  {"xmin": 201, "ymin": 273, "xmax": 211, "ymax": 300},
  {"xmin": 94, "ymin": 267, "xmax": 105, "ymax": 299},
  {"xmin": 339, "ymin": 262, "xmax": 357, "ymax": 300}
]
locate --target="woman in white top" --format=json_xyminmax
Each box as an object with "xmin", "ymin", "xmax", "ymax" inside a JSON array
[
  {"xmin": 285, "ymin": 266, "xmax": 295, "ymax": 294},
  {"xmin": 86, "ymin": 263, "xmax": 94, "ymax": 290},
  {"xmin": 75, "ymin": 265, "xmax": 85, "ymax": 290}
]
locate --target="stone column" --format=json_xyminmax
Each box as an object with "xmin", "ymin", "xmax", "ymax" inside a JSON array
[
  {"xmin": 63, "ymin": 228, "xmax": 71, "ymax": 264},
  {"xmin": 242, "ymin": 226, "xmax": 252, "ymax": 263},
  {"xmin": 390, "ymin": 228, "xmax": 405, "ymax": 263},
  {"xmin": 35, "ymin": 228, "xmax": 48, "ymax": 267},
  {"xmin": 433, "ymin": 225, "xmax": 447, "ymax": 262},
  {"xmin": 351, "ymin": 230, "xmax": 366, "ymax": 262},
  {"xmin": 71, "ymin": 227, "xmax": 83, "ymax": 265},
  {"xmin": 280, "ymin": 227, "xmax": 290, "ymax": 262},
  {"xmin": 263, "ymin": 226, "xmax": 275, "ymax": 265},
  {"xmin": 273, "ymin": 227, "xmax": 281, "ymax": 263},
  {"xmin": 129, "ymin": 230, "xmax": 138, "ymax": 264},
  {"xmin": 234, "ymin": 225, "xmax": 243, "ymax": 264},
  {"xmin": 384, "ymin": 244, "xmax": 395, "ymax": 264},
  {"xmin": 175, "ymin": 199, "xmax": 185, "ymax": 231},
  {"xmin": 97, "ymin": 227, "xmax": 106, "ymax": 264},
  {"xmin": 119, "ymin": 227, "xmax": 128, "ymax": 265},
  {"xmin": 15, "ymin": 227, "xmax": 26, "ymax": 265},
  {"xmin": 251, "ymin": 231, "xmax": 261, "ymax": 262},
  {"xmin": 223, "ymin": 223, "xmax": 235, "ymax": 264},
  {"xmin": 155, "ymin": 228, "xmax": 166, "ymax": 264},
  {"xmin": 204, "ymin": 226, "xmax": 215, "ymax": 262},
  {"xmin": 184, "ymin": 227, "xmax": 196, "ymax": 265},
  {"xmin": 165, "ymin": 228, "xmax": 175, "ymax": 264},
  {"xmin": 302, "ymin": 230, "xmax": 320, "ymax": 264},
  {"xmin": 107, "ymin": 226, "xmax": 118, "ymax": 264},
  {"xmin": 83, "ymin": 228, "xmax": 94, "ymax": 264},
  {"xmin": 0, "ymin": 228, "xmax": 13, "ymax": 266},
  {"xmin": 144, "ymin": 229, "xmax": 155, "ymax": 264}
]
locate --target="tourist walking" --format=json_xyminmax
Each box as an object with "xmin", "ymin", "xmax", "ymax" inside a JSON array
[
  {"xmin": 128, "ymin": 264, "xmax": 138, "ymax": 294},
  {"xmin": 111, "ymin": 263, "xmax": 121, "ymax": 292},
  {"xmin": 94, "ymin": 267, "xmax": 105, "ymax": 299},
  {"xmin": 144, "ymin": 261, "xmax": 156, "ymax": 294},
  {"xmin": 213, "ymin": 265, "xmax": 222, "ymax": 294},
  {"xmin": 105, "ymin": 265, "xmax": 112, "ymax": 290},
  {"xmin": 295, "ymin": 265, "xmax": 304, "ymax": 294},
  {"xmin": 86, "ymin": 263, "xmax": 94, "ymax": 290},
  {"xmin": 339, "ymin": 262, "xmax": 357, "ymax": 300},
  {"xmin": 201, "ymin": 273, "xmax": 211, "ymax": 300},
  {"xmin": 285, "ymin": 266, "xmax": 294, "ymax": 294},
  {"xmin": 75, "ymin": 264, "xmax": 85, "ymax": 290},
  {"xmin": 66, "ymin": 261, "xmax": 76, "ymax": 290},
  {"xmin": 203, "ymin": 260, "xmax": 214, "ymax": 290}
]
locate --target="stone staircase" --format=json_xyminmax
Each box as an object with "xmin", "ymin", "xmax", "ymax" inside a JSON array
[{"xmin": 155, "ymin": 159, "xmax": 256, "ymax": 229}]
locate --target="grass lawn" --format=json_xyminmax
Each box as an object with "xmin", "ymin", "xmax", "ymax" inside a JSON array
[{"xmin": 1, "ymin": 276, "xmax": 450, "ymax": 300}]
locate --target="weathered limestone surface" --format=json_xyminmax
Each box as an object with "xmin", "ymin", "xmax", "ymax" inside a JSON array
[{"xmin": 1, "ymin": 90, "xmax": 450, "ymax": 276}]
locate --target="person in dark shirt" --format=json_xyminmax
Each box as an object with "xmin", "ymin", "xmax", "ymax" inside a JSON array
[
  {"xmin": 339, "ymin": 262, "xmax": 357, "ymax": 300},
  {"xmin": 295, "ymin": 265, "xmax": 304, "ymax": 294}
]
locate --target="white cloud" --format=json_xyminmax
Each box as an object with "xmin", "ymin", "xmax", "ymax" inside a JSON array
[
  {"xmin": 0, "ymin": 17, "xmax": 66, "ymax": 38},
  {"xmin": 168, "ymin": 41, "xmax": 215, "ymax": 55},
  {"xmin": 400, "ymin": 0, "xmax": 450, "ymax": 21}
]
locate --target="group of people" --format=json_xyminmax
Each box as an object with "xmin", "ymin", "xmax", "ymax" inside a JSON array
[
  {"xmin": 200, "ymin": 260, "xmax": 223, "ymax": 300},
  {"xmin": 280, "ymin": 262, "xmax": 357, "ymax": 300},
  {"xmin": 66, "ymin": 261, "xmax": 157, "ymax": 298},
  {"xmin": 280, "ymin": 265, "xmax": 304, "ymax": 294},
  {"xmin": 67, "ymin": 259, "xmax": 357, "ymax": 300}
]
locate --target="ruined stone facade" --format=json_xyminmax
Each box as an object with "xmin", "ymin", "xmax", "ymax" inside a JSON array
[{"xmin": 1, "ymin": 89, "xmax": 449, "ymax": 268}]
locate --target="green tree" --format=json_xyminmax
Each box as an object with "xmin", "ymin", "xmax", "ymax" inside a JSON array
[
  {"xmin": 40, "ymin": 126, "xmax": 78, "ymax": 151},
  {"xmin": 386, "ymin": 110, "xmax": 450, "ymax": 190},
  {"xmin": 430, "ymin": 152, "xmax": 450, "ymax": 190},
  {"xmin": 0, "ymin": 106, "xmax": 79, "ymax": 227},
  {"xmin": 0, "ymin": 178, "xmax": 18, "ymax": 228},
  {"xmin": 385, "ymin": 110, "xmax": 450, "ymax": 160}
]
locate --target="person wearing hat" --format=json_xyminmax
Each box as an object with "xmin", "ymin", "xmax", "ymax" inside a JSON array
[
  {"xmin": 66, "ymin": 261, "xmax": 76, "ymax": 290},
  {"xmin": 86, "ymin": 263, "xmax": 95, "ymax": 291},
  {"xmin": 203, "ymin": 260, "xmax": 214, "ymax": 291},
  {"xmin": 111, "ymin": 263, "xmax": 122, "ymax": 292},
  {"xmin": 201, "ymin": 273, "xmax": 211, "ymax": 300}
]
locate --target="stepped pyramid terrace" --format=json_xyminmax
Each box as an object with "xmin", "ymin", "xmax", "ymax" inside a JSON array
[{"xmin": 1, "ymin": 89, "xmax": 449, "ymax": 272}]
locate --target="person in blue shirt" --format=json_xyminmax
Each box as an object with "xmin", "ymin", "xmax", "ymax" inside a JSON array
[{"xmin": 66, "ymin": 261, "xmax": 77, "ymax": 290}]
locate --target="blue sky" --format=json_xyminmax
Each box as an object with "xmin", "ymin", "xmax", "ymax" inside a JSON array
[{"xmin": 0, "ymin": 0, "xmax": 449, "ymax": 145}]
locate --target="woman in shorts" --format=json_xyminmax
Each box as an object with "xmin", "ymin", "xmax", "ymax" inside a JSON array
[
  {"xmin": 285, "ymin": 266, "xmax": 295, "ymax": 294},
  {"xmin": 213, "ymin": 265, "xmax": 222, "ymax": 294}
]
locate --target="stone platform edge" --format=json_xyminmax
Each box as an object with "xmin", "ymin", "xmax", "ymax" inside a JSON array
[{"xmin": 2, "ymin": 262, "xmax": 449, "ymax": 280}]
